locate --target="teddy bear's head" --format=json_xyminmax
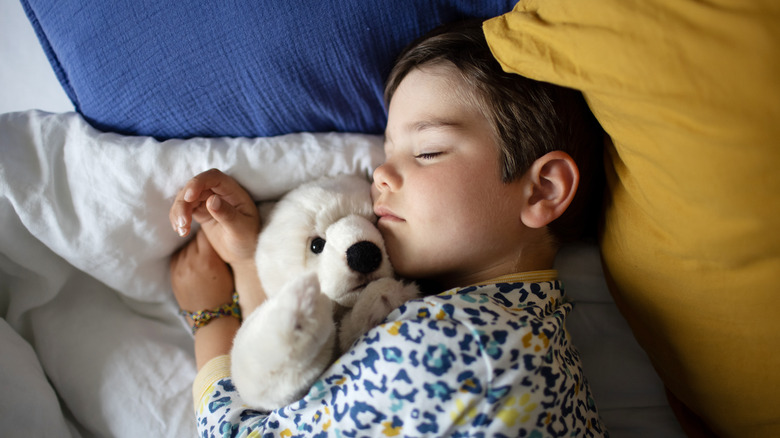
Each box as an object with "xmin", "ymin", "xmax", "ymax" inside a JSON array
[{"xmin": 255, "ymin": 174, "xmax": 393, "ymax": 307}]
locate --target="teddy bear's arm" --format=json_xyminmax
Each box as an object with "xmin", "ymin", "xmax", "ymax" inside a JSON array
[{"xmin": 230, "ymin": 273, "xmax": 337, "ymax": 411}]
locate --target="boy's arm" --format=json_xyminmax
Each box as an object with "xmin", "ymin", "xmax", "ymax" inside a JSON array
[
  {"xmin": 193, "ymin": 319, "xmax": 239, "ymax": 371},
  {"xmin": 170, "ymin": 230, "xmax": 240, "ymax": 370},
  {"xmin": 232, "ymin": 259, "xmax": 265, "ymax": 317}
]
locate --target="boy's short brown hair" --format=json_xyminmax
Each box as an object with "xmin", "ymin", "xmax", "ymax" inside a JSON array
[{"xmin": 385, "ymin": 19, "xmax": 605, "ymax": 244}]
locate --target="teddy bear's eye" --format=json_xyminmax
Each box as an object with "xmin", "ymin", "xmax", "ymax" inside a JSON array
[{"xmin": 310, "ymin": 237, "xmax": 326, "ymax": 254}]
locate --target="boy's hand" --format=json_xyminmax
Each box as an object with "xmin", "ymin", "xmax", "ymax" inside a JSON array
[
  {"xmin": 171, "ymin": 230, "xmax": 240, "ymax": 369},
  {"xmin": 170, "ymin": 169, "xmax": 260, "ymax": 266},
  {"xmin": 170, "ymin": 230, "xmax": 234, "ymax": 313}
]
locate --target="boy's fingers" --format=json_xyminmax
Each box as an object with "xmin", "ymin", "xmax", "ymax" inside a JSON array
[
  {"xmin": 169, "ymin": 197, "xmax": 191, "ymax": 237},
  {"xmin": 170, "ymin": 195, "xmax": 199, "ymax": 237},
  {"xmin": 170, "ymin": 180, "xmax": 200, "ymax": 235},
  {"xmin": 170, "ymin": 172, "xmax": 221, "ymax": 236},
  {"xmin": 170, "ymin": 168, "xmax": 255, "ymax": 237},
  {"xmin": 182, "ymin": 169, "xmax": 224, "ymax": 202},
  {"xmin": 191, "ymin": 169, "xmax": 255, "ymax": 214},
  {"xmin": 206, "ymin": 194, "xmax": 259, "ymax": 237},
  {"xmin": 205, "ymin": 194, "xmax": 239, "ymax": 230}
]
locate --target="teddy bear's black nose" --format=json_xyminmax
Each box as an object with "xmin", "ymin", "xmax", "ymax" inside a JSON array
[{"xmin": 346, "ymin": 241, "xmax": 383, "ymax": 274}]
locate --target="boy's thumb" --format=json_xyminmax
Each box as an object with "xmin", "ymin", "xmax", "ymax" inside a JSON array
[{"xmin": 207, "ymin": 194, "xmax": 235, "ymax": 223}]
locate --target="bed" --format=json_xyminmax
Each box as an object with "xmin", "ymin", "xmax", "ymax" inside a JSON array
[{"xmin": 7, "ymin": 0, "xmax": 766, "ymax": 436}]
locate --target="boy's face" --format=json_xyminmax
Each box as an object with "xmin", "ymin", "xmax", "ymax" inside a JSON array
[{"xmin": 371, "ymin": 64, "xmax": 530, "ymax": 290}]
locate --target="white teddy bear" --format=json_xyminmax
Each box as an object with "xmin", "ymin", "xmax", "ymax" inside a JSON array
[{"xmin": 230, "ymin": 174, "xmax": 419, "ymax": 411}]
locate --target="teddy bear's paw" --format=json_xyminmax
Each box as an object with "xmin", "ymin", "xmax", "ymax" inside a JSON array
[
  {"xmin": 338, "ymin": 278, "xmax": 420, "ymax": 351},
  {"xmin": 231, "ymin": 273, "xmax": 337, "ymax": 410},
  {"xmin": 357, "ymin": 278, "xmax": 420, "ymax": 322},
  {"xmin": 274, "ymin": 273, "xmax": 336, "ymax": 358}
]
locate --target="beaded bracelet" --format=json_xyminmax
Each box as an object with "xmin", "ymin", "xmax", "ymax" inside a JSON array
[{"xmin": 179, "ymin": 292, "xmax": 241, "ymax": 334}]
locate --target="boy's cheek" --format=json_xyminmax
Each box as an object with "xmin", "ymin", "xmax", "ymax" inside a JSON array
[{"xmin": 380, "ymin": 231, "xmax": 405, "ymax": 270}]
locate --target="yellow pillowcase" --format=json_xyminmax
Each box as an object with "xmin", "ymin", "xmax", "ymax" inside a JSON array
[{"xmin": 484, "ymin": 1, "xmax": 780, "ymax": 436}]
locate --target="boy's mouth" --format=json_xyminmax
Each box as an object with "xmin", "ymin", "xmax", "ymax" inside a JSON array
[{"xmin": 374, "ymin": 205, "xmax": 403, "ymax": 222}]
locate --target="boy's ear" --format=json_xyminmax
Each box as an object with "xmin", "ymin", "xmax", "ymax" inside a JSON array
[{"xmin": 520, "ymin": 151, "xmax": 579, "ymax": 229}]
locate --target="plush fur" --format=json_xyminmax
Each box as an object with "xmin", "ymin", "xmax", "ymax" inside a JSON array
[{"xmin": 230, "ymin": 174, "xmax": 419, "ymax": 411}]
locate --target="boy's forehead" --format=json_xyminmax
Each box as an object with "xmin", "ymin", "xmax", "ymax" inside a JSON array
[
  {"xmin": 390, "ymin": 71, "xmax": 478, "ymax": 124},
  {"xmin": 385, "ymin": 65, "xmax": 484, "ymax": 134}
]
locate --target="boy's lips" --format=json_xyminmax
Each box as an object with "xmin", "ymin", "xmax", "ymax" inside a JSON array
[{"xmin": 374, "ymin": 205, "xmax": 404, "ymax": 222}]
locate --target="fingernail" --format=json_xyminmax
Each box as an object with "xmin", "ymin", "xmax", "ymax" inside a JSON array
[
  {"xmin": 184, "ymin": 189, "xmax": 195, "ymax": 202},
  {"xmin": 177, "ymin": 226, "xmax": 187, "ymax": 237},
  {"xmin": 176, "ymin": 216, "xmax": 186, "ymax": 228},
  {"xmin": 209, "ymin": 195, "xmax": 221, "ymax": 210}
]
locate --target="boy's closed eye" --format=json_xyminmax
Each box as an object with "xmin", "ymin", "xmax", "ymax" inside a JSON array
[{"xmin": 414, "ymin": 152, "xmax": 442, "ymax": 160}]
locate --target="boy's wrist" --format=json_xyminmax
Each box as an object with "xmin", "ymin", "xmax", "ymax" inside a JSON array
[
  {"xmin": 180, "ymin": 292, "xmax": 241, "ymax": 334},
  {"xmin": 230, "ymin": 259, "xmax": 266, "ymax": 316},
  {"xmin": 230, "ymin": 258, "xmax": 257, "ymax": 273},
  {"xmin": 176, "ymin": 283, "xmax": 234, "ymax": 313}
]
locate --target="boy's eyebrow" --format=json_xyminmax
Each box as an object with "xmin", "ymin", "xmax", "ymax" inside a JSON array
[
  {"xmin": 412, "ymin": 118, "xmax": 463, "ymax": 132},
  {"xmin": 385, "ymin": 118, "xmax": 463, "ymax": 142}
]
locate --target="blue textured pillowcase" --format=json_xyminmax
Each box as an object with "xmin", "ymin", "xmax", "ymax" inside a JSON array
[{"xmin": 22, "ymin": 1, "xmax": 514, "ymax": 139}]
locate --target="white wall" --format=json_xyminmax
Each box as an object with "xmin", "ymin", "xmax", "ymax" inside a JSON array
[{"xmin": 1, "ymin": 0, "xmax": 73, "ymax": 114}]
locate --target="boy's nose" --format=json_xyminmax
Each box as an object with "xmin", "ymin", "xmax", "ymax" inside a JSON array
[{"xmin": 371, "ymin": 162, "xmax": 396, "ymax": 192}]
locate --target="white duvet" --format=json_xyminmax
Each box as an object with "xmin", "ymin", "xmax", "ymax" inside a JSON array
[{"xmin": 0, "ymin": 110, "xmax": 683, "ymax": 437}]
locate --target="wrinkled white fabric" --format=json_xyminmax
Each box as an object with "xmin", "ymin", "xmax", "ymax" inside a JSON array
[{"xmin": 0, "ymin": 110, "xmax": 382, "ymax": 437}]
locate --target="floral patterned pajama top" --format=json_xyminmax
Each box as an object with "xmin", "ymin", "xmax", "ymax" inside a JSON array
[{"xmin": 192, "ymin": 270, "xmax": 607, "ymax": 437}]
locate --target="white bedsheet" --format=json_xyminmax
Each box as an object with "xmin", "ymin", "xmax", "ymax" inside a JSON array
[{"xmin": 0, "ymin": 110, "xmax": 684, "ymax": 437}]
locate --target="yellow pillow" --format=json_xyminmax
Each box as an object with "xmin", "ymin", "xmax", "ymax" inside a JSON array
[{"xmin": 484, "ymin": 1, "xmax": 780, "ymax": 436}]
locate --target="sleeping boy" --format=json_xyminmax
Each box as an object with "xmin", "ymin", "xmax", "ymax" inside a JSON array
[{"xmin": 169, "ymin": 19, "xmax": 608, "ymax": 436}]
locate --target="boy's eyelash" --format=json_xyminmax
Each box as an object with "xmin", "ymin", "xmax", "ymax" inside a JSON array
[{"xmin": 415, "ymin": 152, "xmax": 441, "ymax": 160}]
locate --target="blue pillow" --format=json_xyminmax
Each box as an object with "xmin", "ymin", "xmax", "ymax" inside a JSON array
[{"xmin": 21, "ymin": 1, "xmax": 514, "ymax": 139}]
